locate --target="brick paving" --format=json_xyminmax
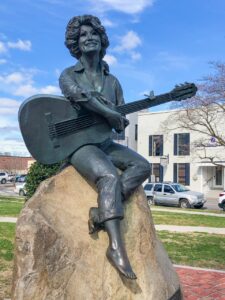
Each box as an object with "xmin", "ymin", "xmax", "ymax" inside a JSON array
[{"xmin": 175, "ymin": 266, "xmax": 225, "ymax": 300}]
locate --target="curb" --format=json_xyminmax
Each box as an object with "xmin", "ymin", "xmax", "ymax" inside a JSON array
[{"xmin": 174, "ymin": 264, "xmax": 225, "ymax": 274}]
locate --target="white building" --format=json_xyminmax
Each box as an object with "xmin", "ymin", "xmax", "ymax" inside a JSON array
[{"xmin": 120, "ymin": 109, "xmax": 225, "ymax": 195}]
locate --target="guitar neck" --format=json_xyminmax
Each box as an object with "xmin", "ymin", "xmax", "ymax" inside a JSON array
[
  {"xmin": 116, "ymin": 92, "xmax": 172, "ymax": 115},
  {"xmin": 52, "ymin": 92, "xmax": 175, "ymax": 139}
]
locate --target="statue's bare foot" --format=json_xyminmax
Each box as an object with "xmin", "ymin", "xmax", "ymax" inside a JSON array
[{"xmin": 106, "ymin": 246, "xmax": 137, "ymax": 280}]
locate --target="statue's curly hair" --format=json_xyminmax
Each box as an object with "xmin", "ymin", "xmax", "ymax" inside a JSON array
[{"xmin": 65, "ymin": 15, "xmax": 109, "ymax": 59}]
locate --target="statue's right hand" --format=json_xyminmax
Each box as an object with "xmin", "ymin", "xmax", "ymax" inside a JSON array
[{"xmin": 106, "ymin": 111, "xmax": 126, "ymax": 133}]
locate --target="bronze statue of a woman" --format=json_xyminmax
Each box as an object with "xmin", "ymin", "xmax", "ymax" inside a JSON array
[{"xmin": 59, "ymin": 15, "xmax": 150, "ymax": 279}]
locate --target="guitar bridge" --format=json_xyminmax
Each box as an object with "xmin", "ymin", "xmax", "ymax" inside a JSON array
[
  {"xmin": 45, "ymin": 112, "xmax": 60, "ymax": 149},
  {"xmin": 48, "ymin": 124, "xmax": 57, "ymax": 139}
]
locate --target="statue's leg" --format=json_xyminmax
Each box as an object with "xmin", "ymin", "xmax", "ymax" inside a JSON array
[
  {"xmin": 104, "ymin": 142, "xmax": 151, "ymax": 199},
  {"xmin": 70, "ymin": 145, "xmax": 123, "ymax": 223},
  {"xmin": 105, "ymin": 218, "xmax": 137, "ymax": 280},
  {"xmin": 70, "ymin": 145, "xmax": 136, "ymax": 279}
]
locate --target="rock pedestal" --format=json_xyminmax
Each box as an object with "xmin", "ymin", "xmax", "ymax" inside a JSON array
[{"xmin": 12, "ymin": 166, "xmax": 182, "ymax": 300}]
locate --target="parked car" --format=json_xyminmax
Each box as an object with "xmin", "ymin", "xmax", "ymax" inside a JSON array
[
  {"xmin": 14, "ymin": 175, "xmax": 27, "ymax": 196},
  {"xmin": 0, "ymin": 172, "xmax": 9, "ymax": 184},
  {"xmin": 8, "ymin": 174, "xmax": 16, "ymax": 182},
  {"xmin": 218, "ymin": 191, "xmax": 225, "ymax": 211},
  {"xmin": 15, "ymin": 174, "xmax": 27, "ymax": 182},
  {"xmin": 144, "ymin": 182, "xmax": 206, "ymax": 209}
]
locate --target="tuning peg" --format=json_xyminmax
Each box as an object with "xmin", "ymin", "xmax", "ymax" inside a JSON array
[{"xmin": 144, "ymin": 90, "xmax": 155, "ymax": 100}]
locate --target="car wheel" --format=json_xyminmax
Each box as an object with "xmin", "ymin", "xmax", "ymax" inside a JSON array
[
  {"xmin": 19, "ymin": 189, "xmax": 25, "ymax": 196},
  {"xmin": 179, "ymin": 199, "xmax": 191, "ymax": 209},
  {"xmin": 194, "ymin": 204, "xmax": 204, "ymax": 209},
  {"xmin": 1, "ymin": 178, "xmax": 6, "ymax": 184},
  {"xmin": 222, "ymin": 203, "xmax": 225, "ymax": 211},
  {"xmin": 147, "ymin": 196, "xmax": 154, "ymax": 206}
]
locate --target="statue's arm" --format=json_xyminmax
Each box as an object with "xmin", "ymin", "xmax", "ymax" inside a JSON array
[{"xmin": 59, "ymin": 69, "xmax": 126, "ymax": 132}]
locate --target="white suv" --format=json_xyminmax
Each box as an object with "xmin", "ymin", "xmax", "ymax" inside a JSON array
[
  {"xmin": 0, "ymin": 172, "xmax": 9, "ymax": 184},
  {"xmin": 218, "ymin": 192, "xmax": 225, "ymax": 211},
  {"xmin": 14, "ymin": 175, "xmax": 27, "ymax": 196},
  {"xmin": 144, "ymin": 182, "xmax": 206, "ymax": 209}
]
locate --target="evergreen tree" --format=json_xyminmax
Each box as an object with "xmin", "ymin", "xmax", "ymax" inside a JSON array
[{"xmin": 25, "ymin": 161, "xmax": 62, "ymax": 199}]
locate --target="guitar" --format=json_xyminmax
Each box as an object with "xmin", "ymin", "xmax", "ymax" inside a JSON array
[{"xmin": 19, "ymin": 83, "xmax": 197, "ymax": 164}]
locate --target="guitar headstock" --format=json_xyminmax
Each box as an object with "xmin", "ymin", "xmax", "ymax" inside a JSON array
[{"xmin": 171, "ymin": 82, "xmax": 197, "ymax": 101}]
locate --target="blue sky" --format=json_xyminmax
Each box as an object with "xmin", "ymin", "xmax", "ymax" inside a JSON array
[{"xmin": 0, "ymin": 0, "xmax": 225, "ymax": 156}]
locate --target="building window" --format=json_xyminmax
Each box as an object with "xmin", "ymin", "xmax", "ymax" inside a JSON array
[
  {"xmin": 174, "ymin": 133, "xmax": 190, "ymax": 156},
  {"xmin": 135, "ymin": 124, "xmax": 138, "ymax": 141},
  {"xmin": 173, "ymin": 163, "xmax": 190, "ymax": 185},
  {"xmin": 149, "ymin": 163, "xmax": 163, "ymax": 182},
  {"xmin": 149, "ymin": 135, "xmax": 163, "ymax": 156}
]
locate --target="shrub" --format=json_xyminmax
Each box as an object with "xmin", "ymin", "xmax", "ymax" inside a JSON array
[{"xmin": 25, "ymin": 161, "xmax": 63, "ymax": 199}]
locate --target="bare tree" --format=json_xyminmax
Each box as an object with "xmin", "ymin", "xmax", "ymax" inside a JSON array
[{"xmin": 162, "ymin": 62, "xmax": 225, "ymax": 165}]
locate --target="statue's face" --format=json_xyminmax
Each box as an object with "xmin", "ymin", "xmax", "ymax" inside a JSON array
[{"xmin": 78, "ymin": 25, "xmax": 101, "ymax": 55}]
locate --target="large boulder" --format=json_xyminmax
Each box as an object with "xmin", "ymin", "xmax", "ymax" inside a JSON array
[{"xmin": 12, "ymin": 166, "xmax": 182, "ymax": 300}]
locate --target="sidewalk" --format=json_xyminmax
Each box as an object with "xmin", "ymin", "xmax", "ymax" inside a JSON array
[
  {"xmin": 155, "ymin": 225, "xmax": 225, "ymax": 234},
  {"xmin": 151, "ymin": 207, "xmax": 225, "ymax": 218},
  {"xmin": 0, "ymin": 217, "xmax": 17, "ymax": 223},
  {"xmin": 175, "ymin": 265, "xmax": 225, "ymax": 300}
]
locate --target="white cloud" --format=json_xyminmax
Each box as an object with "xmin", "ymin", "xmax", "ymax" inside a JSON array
[
  {"xmin": 0, "ymin": 98, "xmax": 21, "ymax": 108},
  {"xmin": 0, "ymin": 69, "xmax": 61, "ymax": 97},
  {"xmin": 14, "ymin": 84, "xmax": 61, "ymax": 97},
  {"xmin": 7, "ymin": 39, "xmax": 32, "ymax": 51},
  {"xmin": 0, "ymin": 72, "xmax": 27, "ymax": 84},
  {"xmin": 0, "ymin": 98, "xmax": 20, "ymax": 115},
  {"xmin": 39, "ymin": 85, "xmax": 61, "ymax": 94},
  {"xmin": 0, "ymin": 139, "xmax": 30, "ymax": 157},
  {"xmin": 131, "ymin": 51, "xmax": 141, "ymax": 60},
  {"xmin": 90, "ymin": 0, "xmax": 154, "ymax": 14},
  {"xmin": 112, "ymin": 31, "xmax": 142, "ymax": 61},
  {"xmin": 14, "ymin": 84, "xmax": 37, "ymax": 97},
  {"xmin": 104, "ymin": 54, "xmax": 117, "ymax": 65},
  {"xmin": 114, "ymin": 31, "xmax": 142, "ymax": 52},
  {"xmin": 0, "ymin": 41, "xmax": 7, "ymax": 53},
  {"xmin": 101, "ymin": 18, "xmax": 116, "ymax": 27}
]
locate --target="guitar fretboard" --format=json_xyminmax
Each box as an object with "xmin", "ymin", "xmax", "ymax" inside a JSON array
[
  {"xmin": 48, "ymin": 89, "xmax": 194, "ymax": 139},
  {"xmin": 116, "ymin": 93, "xmax": 172, "ymax": 114}
]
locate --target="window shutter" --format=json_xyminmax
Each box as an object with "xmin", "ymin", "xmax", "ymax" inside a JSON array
[
  {"xmin": 185, "ymin": 163, "xmax": 190, "ymax": 185},
  {"xmin": 187, "ymin": 133, "xmax": 190, "ymax": 155},
  {"xmin": 174, "ymin": 134, "xmax": 177, "ymax": 155},
  {"xmin": 173, "ymin": 163, "xmax": 177, "ymax": 183},
  {"xmin": 135, "ymin": 124, "xmax": 138, "ymax": 141},
  {"xmin": 149, "ymin": 135, "xmax": 153, "ymax": 156},
  {"xmin": 159, "ymin": 165, "xmax": 163, "ymax": 182},
  {"xmin": 160, "ymin": 135, "xmax": 163, "ymax": 156},
  {"xmin": 148, "ymin": 163, "xmax": 152, "ymax": 182}
]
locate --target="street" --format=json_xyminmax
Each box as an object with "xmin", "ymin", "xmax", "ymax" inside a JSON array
[
  {"xmin": 0, "ymin": 183, "xmax": 221, "ymax": 210},
  {"xmin": 204, "ymin": 197, "xmax": 220, "ymax": 210},
  {"xmin": 0, "ymin": 183, "xmax": 18, "ymax": 197}
]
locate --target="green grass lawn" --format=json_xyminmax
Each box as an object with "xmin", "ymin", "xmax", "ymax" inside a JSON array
[
  {"xmin": 0, "ymin": 196, "xmax": 24, "ymax": 217},
  {"xmin": 0, "ymin": 222, "xmax": 16, "ymax": 299},
  {"xmin": 0, "ymin": 197, "xmax": 225, "ymax": 297},
  {"xmin": 158, "ymin": 230, "xmax": 225, "ymax": 270},
  {"xmin": 152, "ymin": 211, "xmax": 225, "ymax": 228}
]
